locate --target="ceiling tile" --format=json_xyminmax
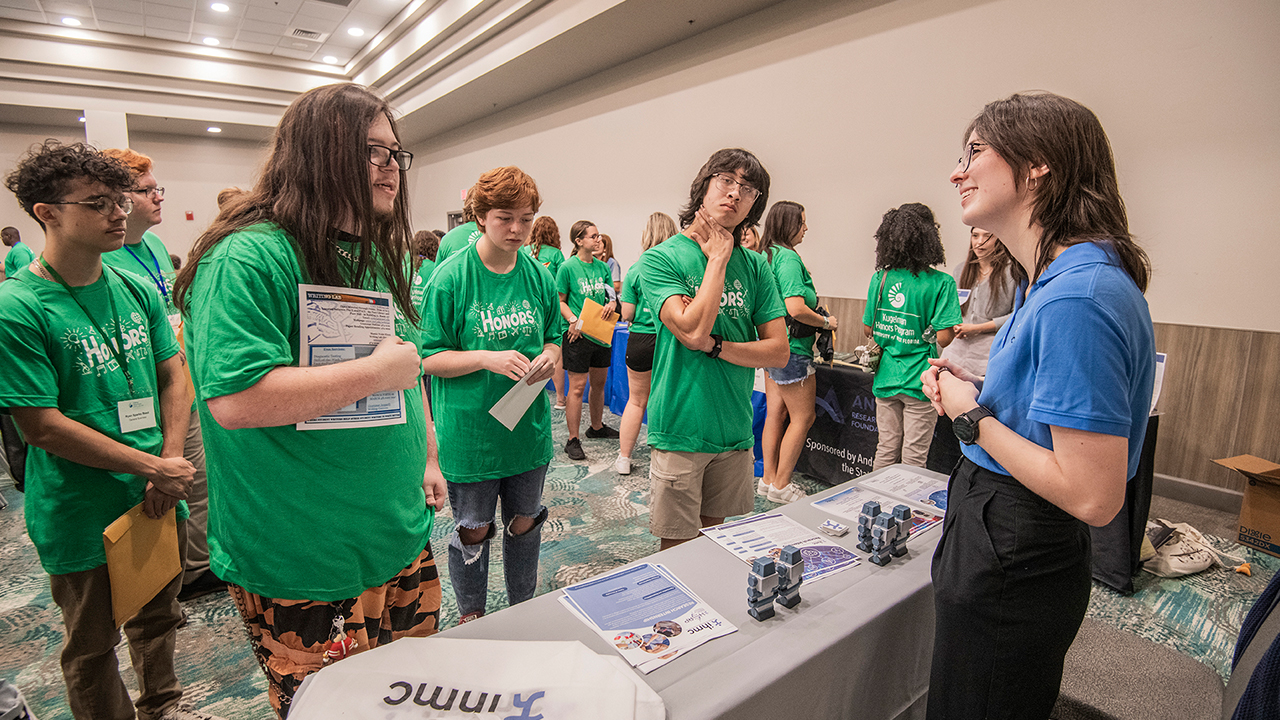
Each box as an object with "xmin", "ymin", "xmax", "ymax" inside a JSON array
[
  {"xmin": 271, "ymin": 45, "xmax": 315, "ymax": 60},
  {"xmin": 96, "ymin": 19, "xmax": 144, "ymax": 34},
  {"xmin": 298, "ymin": 0, "xmax": 345, "ymax": 21},
  {"xmin": 291, "ymin": 16, "xmax": 336, "ymax": 33},
  {"xmin": 230, "ymin": 39, "xmax": 275, "ymax": 53},
  {"xmin": 192, "ymin": 9, "xmax": 238, "ymax": 23},
  {"xmin": 145, "ymin": 0, "xmax": 194, "ymax": 7},
  {"xmin": 250, "ymin": 0, "xmax": 300, "ymax": 13},
  {"xmin": 276, "ymin": 33, "xmax": 318, "ymax": 50},
  {"xmin": 242, "ymin": 19, "xmax": 285, "ymax": 34},
  {"xmin": 93, "ymin": 8, "xmax": 142, "ymax": 22},
  {"xmin": 191, "ymin": 20, "xmax": 233, "ymax": 34},
  {"xmin": 144, "ymin": 14, "xmax": 187, "ymax": 29},
  {"xmin": 91, "ymin": 0, "xmax": 142, "ymax": 11},
  {"xmin": 42, "ymin": 1, "xmax": 92, "ymax": 15},
  {"xmin": 142, "ymin": 26, "xmax": 188, "ymax": 40},
  {"xmin": 242, "ymin": 4, "xmax": 288, "ymax": 23},
  {"xmin": 235, "ymin": 28, "xmax": 279, "ymax": 44},
  {"xmin": 143, "ymin": 2, "xmax": 191, "ymax": 19},
  {"xmin": 348, "ymin": 0, "xmax": 394, "ymax": 15},
  {"xmin": 0, "ymin": 0, "xmax": 42, "ymax": 11},
  {"xmin": 0, "ymin": 5, "xmax": 44, "ymax": 20}
]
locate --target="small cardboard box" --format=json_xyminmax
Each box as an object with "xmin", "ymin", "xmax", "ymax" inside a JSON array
[{"xmin": 1214, "ymin": 455, "xmax": 1280, "ymax": 558}]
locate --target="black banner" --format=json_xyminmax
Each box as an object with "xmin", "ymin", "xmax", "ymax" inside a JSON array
[{"xmin": 796, "ymin": 363, "xmax": 879, "ymax": 486}]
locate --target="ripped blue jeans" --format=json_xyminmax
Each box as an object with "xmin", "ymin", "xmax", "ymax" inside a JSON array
[{"xmin": 446, "ymin": 464, "xmax": 548, "ymax": 618}]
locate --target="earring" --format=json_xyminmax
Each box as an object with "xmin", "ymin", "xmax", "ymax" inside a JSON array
[{"xmin": 1026, "ymin": 176, "xmax": 1038, "ymax": 190}]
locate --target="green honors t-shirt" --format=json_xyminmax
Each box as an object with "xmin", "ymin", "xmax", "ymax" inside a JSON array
[
  {"xmin": 0, "ymin": 265, "xmax": 182, "ymax": 574},
  {"xmin": 185, "ymin": 223, "xmax": 432, "ymax": 601},
  {"xmin": 410, "ymin": 257, "xmax": 435, "ymax": 320},
  {"xmin": 420, "ymin": 242, "xmax": 563, "ymax": 483},
  {"xmin": 639, "ymin": 234, "xmax": 786, "ymax": 453},
  {"xmin": 434, "ymin": 222, "xmax": 483, "ymax": 266},
  {"xmin": 861, "ymin": 267, "xmax": 963, "ymax": 401},
  {"xmin": 101, "ymin": 231, "xmax": 176, "ymax": 310},
  {"xmin": 769, "ymin": 245, "xmax": 819, "ymax": 358},
  {"xmin": 4, "ymin": 240, "xmax": 36, "ymax": 277},
  {"xmin": 555, "ymin": 255, "xmax": 613, "ymax": 346},
  {"xmin": 621, "ymin": 259, "xmax": 656, "ymax": 335},
  {"xmin": 530, "ymin": 244, "xmax": 565, "ymax": 279}
]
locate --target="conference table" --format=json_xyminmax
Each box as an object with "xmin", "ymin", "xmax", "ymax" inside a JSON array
[{"xmin": 440, "ymin": 465, "xmax": 945, "ymax": 720}]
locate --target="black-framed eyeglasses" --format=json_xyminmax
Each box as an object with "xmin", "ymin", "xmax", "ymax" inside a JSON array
[
  {"xmin": 368, "ymin": 144, "xmax": 413, "ymax": 170},
  {"xmin": 957, "ymin": 142, "xmax": 989, "ymax": 173},
  {"xmin": 45, "ymin": 196, "xmax": 133, "ymax": 216},
  {"xmin": 712, "ymin": 173, "xmax": 760, "ymax": 201},
  {"xmin": 129, "ymin": 186, "xmax": 165, "ymax": 200}
]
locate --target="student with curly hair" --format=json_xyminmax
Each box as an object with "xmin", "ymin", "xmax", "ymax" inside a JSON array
[
  {"xmin": 2, "ymin": 140, "xmax": 221, "ymax": 720},
  {"xmin": 861, "ymin": 203, "xmax": 961, "ymax": 470}
]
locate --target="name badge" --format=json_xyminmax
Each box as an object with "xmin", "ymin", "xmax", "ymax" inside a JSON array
[{"xmin": 118, "ymin": 398, "xmax": 158, "ymax": 433}]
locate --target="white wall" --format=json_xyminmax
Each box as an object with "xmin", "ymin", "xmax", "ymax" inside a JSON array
[
  {"xmin": 0, "ymin": 125, "xmax": 266, "ymax": 263},
  {"xmin": 407, "ymin": 0, "xmax": 1280, "ymax": 332}
]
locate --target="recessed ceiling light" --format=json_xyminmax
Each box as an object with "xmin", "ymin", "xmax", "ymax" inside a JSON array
[
  {"xmin": 347, "ymin": 27, "xmax": 364, "ymax": 37},
  {"xmin": 207, "ymin": 127, "xmax": 222, "ymax": 133},
  {"xmin": 61, "ymin": 17, "xmax": 81, "ymax": 26},
  {"xmin": 322, "ymin": 56, "xmax": 338, "ymax": 64},
  {"xmin": 203, "ymin": 37, "xmax": 220, "ymax": 45},
  {"xmin": 78, "ymin": 116, "xmax": 86, "ymax": 122},
  {"xmin": 211, "ymin": 2, "xmax": 229, "ymax": 11}
]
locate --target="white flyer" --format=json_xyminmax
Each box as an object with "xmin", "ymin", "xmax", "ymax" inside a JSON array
[
  {"xmin": 812, "ymin": 485, "xmax": 943, "ymax": 537},
  {"xmin": 700, "ymin": 514, "xmax": 860, "ymax": 582},
  {"xmin": 297, "ymin": 284, "xmax": 406, "ymax": 430},
  {"xmin": 858, "ymin": 467, "xmax": 950, "ymax": 510},
  {"xmin": 559, "ymin": 563, "xmax": 736, "ymax": 674},
  {"xmin": 488, "ymin": 366, "xmax": 546, "ymax": 431}
]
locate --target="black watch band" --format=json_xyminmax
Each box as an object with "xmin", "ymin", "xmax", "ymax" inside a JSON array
[
  {"xmin": 952, "ymin": 405, "xmax": 994, "ymax": 445},
  {"xmin": 706, "ymin": 334, "xmax": 724, "ymax": 359}
]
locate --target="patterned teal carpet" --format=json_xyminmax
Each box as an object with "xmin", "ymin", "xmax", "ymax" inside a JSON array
[{"xmin": 0, "ymin": 403, "xmax": 1270, "ymax": 717}]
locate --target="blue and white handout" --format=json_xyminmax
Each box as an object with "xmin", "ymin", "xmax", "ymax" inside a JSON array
[
  {"xmin": 812, "ymin": 470, "xmax": 946, "ymax": 537},
  {"xmin": 559, "ymin": 563, "xmax": 736, "ymax": 674},
  {"xmin": 701, "ymin": 514, "xmax": 860, "ymax": 582},
  {"xmin": 297, "ymin": 284, "xmax": 406, "ymax": 430}
]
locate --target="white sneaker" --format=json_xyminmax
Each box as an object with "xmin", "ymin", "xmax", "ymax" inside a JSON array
[
  {"xmin": 615, "ymin": 456, "xmax": 631, "ymax": 475},
  {"xmin": 767, "ymin": 483, "xmax": 806, "ymax": 504},
  {"xmin": 159, "ymin": 703, "xmax": 227, "ymax": 720},
  {"xmin": 757, "ymin": 478, "xmax": 771, "ymax": 497}
]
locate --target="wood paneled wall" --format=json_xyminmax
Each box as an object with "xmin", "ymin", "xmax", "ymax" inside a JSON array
[{"xmin": 817, "ymin": 296, "xmax": 1279, "ymax": 492}]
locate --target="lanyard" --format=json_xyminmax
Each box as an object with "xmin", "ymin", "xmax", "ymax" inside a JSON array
[
  {"xmin": 40, "ymin": 257, "xmax": 136, "ymax": 396},
  {"xmin": 123, "ymin": 241, "xmax": 169, "ymax": 302}
]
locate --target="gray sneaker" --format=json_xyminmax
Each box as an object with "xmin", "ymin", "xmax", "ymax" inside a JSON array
[
  {"xmin": 565, "ymin": 437, "xmax": 586, "ymax": 461},
  {"xmin": 159, "ymin": 703, "xmax": 227, "ymax": 720}
]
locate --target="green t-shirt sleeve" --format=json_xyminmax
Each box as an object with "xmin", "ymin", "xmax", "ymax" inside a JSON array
[
  {"xmin": 419, "ymin": 280, "xmax": 460, "ymax": 358},
  {"xmin": 540, "ymin": 269, "xmax": 564, "ymax": 344},
  {"xmin": 621, "ymin": 266, "xmax": 640, "ymax": 305},
  {"xmin": 863, "ymin": 271, "xmax": 882, "ymax": 326},
  {"xmin": 750, "ymin": 253, "xmax": 786, "ymax": 327},
  {"xmin": 0, "ymin": 285, "xmax": 59, "ymax": 407},
  {"xmin": 555, "ymin": 262, "xmax": 571, "ymax": 297},
  {"xmin": 188, "ymin": 250, "xmax": 297, "ymax": 400},
  {"xmin": 773, "ymin": 251, "xmax": 808, "ymax": 300},
  {"xmin": 932, "ymin": 272, "xmax": 964, "ymax": 329},
  {"xmin": 638, "ymin": 251, "xmax": 687, "ymax": 328},
  {"xmin": 548, "ymin": 250, "xmax": 563, "ymax": 278}
]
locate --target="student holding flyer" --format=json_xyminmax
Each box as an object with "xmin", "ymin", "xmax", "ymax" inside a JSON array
[{"xmin": 420, "ymin": 166, "xmax": 562, "ymax": 624}]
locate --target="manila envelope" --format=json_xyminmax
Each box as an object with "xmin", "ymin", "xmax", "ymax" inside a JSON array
[
  {"xmin": 576, "ymin": 297, "xmax": 621, "ymax": 346},
  {"xmin": 103, "ymin": 504, "xmax": 181, "ymax": 627}
]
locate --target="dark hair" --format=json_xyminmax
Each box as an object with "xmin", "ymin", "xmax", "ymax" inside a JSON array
[
  {"xmin": 873, "ymin": 203, "xmax": 946, "ymax": 275},
  {"xmin": 957, "ymin": 228, "xmax": 1012, "ymax": 299},
  {"xmin": 412, "ymin": 230, "xmax": 440, "ymax": 266},
  {"xmin": 175, "ymin": 84, "xmax": 417, "ymax": 322},
  {"xmin": 471, "ymin": 166, "xmax": 542, "ymax": 222},
  {"xmin": 759, "ymin": 200, "xmax": 804, "ymax": 261},
  {"xmin": 527, "ymin": 216, "xmax": 560, "ymax": 252},
  {"xmin": 569, "ymin": 220, "xmax": 596, "ymax": 249},
  {"xmin": 678, "ymin": 148, "xmax": 770, "ymax": 244},
  {"xmin": 5, "ymin": 140, "xmax": 134, "ymax": 230},
  {"xmin": 965, "ymin": 91, "xmax": 1149, "ymax": 291}
]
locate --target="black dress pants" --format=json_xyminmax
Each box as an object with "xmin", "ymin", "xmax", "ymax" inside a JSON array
[{"xmin": 927, "ymin": 457, "xmax": 1092, "ymax": 720}]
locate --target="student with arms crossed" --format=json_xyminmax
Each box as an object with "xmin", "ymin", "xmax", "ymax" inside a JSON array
[
  {"xmin": 1, "ymin": 140, "xmax": 220, "ymax": 720},
  {"xmin": 174, "ymin": 84, "xmax": 444, "ymax": 719},
  {"xmin": 420, "ymin": 166, "xmax": 562, "ymax": 624},
  {"xmin": 638, "ymin": 148, "xmax": 789, "ymax": 550}
]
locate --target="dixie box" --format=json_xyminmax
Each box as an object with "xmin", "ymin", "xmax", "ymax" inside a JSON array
[{"xmin": 1214, "ymin": 455, "xmax": 1280, "ymax": 558}]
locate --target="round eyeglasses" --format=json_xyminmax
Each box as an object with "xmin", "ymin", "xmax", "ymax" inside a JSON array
[
  {"xmin": 46, "ymin": 196, "xmax": 134, "ymax": 216},
  {"xmin": 711, "ymin": 173, "xmax": 760, "ymax": 201}
]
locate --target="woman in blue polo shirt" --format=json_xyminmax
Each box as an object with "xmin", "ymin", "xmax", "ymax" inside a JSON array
[{"xmin": 922, "ymin": 92, "xmax": 1156, "ymax": 720}]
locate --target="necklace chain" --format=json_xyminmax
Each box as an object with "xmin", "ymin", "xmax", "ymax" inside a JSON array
[{"xmin": 331, "ymin": 242, "xmax": 357, "ymax": 262}]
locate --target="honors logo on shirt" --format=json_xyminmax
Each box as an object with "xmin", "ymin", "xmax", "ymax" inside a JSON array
[
  {"xmin": 888, "ymin": 282, "xmax": 906, "ymax": 309},
  {"xmin": 472, "ymin": 300, "xmax": 540, "ymax": 342},
  {"xmin": 64, "ymin": 318, "xmax": 151, "ymax": 377},
  {"xmin": 720, "ymin": 278, "xmax": 749, "ymax": 319},
  {"xmin": 577, "ymin": 277, "xmax": 608, "ymax": 295}
]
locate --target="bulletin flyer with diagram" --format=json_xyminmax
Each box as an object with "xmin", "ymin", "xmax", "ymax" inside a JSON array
[
  {"xmin": 297, "ymin": 284, "xmax": 406, "ymax": 430},
  {"xmin": 700, "ymin": 514, "xmax": 861, "ymax": 582},
  {"xmin": 559, "ymin": 563, "xmax": 736, "ymax": 674},
  {"xmin": 812, "ymin": 467, "xmax": 948, "ymax": 537}
]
